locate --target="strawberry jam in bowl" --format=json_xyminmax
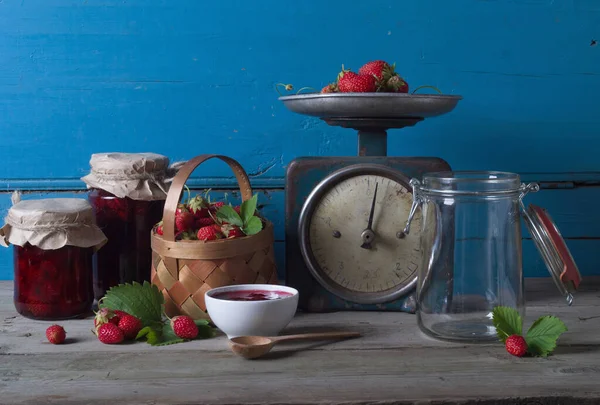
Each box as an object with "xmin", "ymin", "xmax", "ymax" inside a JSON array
[
  {"xmin": 212, "ymin": 289, "xmax": 294, "ymax": 302},
  {"xmin": 205, "ymin": 284, "xmax": 299, "ymax": 338}
]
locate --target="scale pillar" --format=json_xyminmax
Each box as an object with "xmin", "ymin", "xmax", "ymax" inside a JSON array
[
  {"xmin": 358, "ymin": 130, "xmax": 387, "ymax": 156},
  {"xmin": 322, "ymin": 117, "xmax": 424, "ymax": 158}
]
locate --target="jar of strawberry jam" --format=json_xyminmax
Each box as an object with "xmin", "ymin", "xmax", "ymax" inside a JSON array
[
  {"xmin": 81, "ymin": 153, "xmax": 174, "ymax": 301},
  {"xmin": 0, "ymin": 197, "xmax": 107, "ymax": 320}
]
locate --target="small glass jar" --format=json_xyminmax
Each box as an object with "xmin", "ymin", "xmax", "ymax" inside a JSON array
[
  {"xmin": 81, "ymin": 153, "xmax": 171, "ymax": 301},
  {"xmin": 0, "ymin": 197, "xmax": 107, "ymax": 320},
  {"xmin": 14, "ymin": 244, "xmax": 94, "ymax": 319},
  {"xmin": 403, "ymin": 171, "xmax": 581, "ymax": 342}
]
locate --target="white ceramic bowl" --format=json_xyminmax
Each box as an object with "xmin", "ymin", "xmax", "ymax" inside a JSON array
[{"xmin": 205, "ymin": 284, "xmax": 299, "ymax": 339}]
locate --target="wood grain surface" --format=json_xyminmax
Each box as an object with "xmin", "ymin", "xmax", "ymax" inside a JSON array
[{"xmin": 1, "ymin": 278, "xmax": 600, "ymax": 404}]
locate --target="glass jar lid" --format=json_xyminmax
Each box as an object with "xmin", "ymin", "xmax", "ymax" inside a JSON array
[
  {"xmin": 0, "ymin": 197, "xmax": 107, "ymax": 250},
  {"xmin": 81, "ymin": 152, "xmax": 172, "ymax": 201},
  {"xmin": 522, "ymin": 203, "xmax": 582, "ymax": 305}
]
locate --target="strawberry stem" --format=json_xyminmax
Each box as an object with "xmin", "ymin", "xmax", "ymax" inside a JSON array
[
  {"xmin": 296, "ymin": 86, "xmax": 317, "ymax": 94},
  {"xmin": 411, "ymin": 85, "xmax": 443, "ymax": 95},
  {"xmin": 274, "ymin": 83, "xmax": 294, "ymax": 96},
  {"xmin": 183, "ymin": 185, "xmax": 192, "ymax": 205}
]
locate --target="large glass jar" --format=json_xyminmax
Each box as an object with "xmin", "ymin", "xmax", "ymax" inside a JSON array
[
  {"xmin": 0, "ymin": 197, "xmax": 107, "ymax": 320},
  {"xmin": 403, "ymin": 171, "xmax": 581, "ymax": 342},
  {"xmin": 81, "ymin": 153, "xmax": 171, "ymax": 301},
  {"xmin": 88, "ymin": 189, "xmax": 164, "ymax": 300}
]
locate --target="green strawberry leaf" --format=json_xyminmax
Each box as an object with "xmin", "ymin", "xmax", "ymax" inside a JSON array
[
  {"xmin": 99, "ymin": 281, "xmax": 164, "ymax": 328},
  {"xmin": 525, "ymin": 315, "xmax": 568, "ymax": 357},
  {"xmin": 135, "ymin": 326, "xmax": 152, "ymax": 340},
  {"xmin": 242, "ymin": 216, "xmax": 263, "ymax": 236},
  {"xmin": 216, "ymin": 205, "xmax": 243, "ymax": 227},
  {"xmin": 194, "ymin": 319, "xmax": 210, "ymax": 327},
  {"xmin": 240, "ymin": 194, "xmax": 258, "ymax": 224},
  {"xmin": 152, "ymin": 323, "xmax": 185, "ymax": 346},
  {"xmin": 492, "ymin": 306, "xmax": 523, "ymax": 343},
  {"xmin": 135, "ymin": 325, "xmax": 163, "ymax": 345},
  {"xmin": 196, "ymin": 324, "xmax": 216, "ymax": 339}
]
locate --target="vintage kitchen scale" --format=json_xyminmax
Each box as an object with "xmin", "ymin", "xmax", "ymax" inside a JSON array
[{"xmin": 280, "ymin": 92, "xmax": 462, "ymax": 313}]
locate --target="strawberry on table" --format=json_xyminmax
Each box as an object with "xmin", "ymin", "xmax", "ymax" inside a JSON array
[
  {"xmin": 505, "ymin": 334, "xmax": 528, "ymax": 357},
  {"xmin": 93, "ymin": 307, "xmax": 120, "ymax": 335},
  {"xmin": 118, "ymin": 314, "xmax": 143, "ymax": 340},
  {"xmin": 170, "ymin": 316, "xmax": 199, "ymax": 340},
  {"xmin": 97, "ymin": 323, "xmax": 124, "ymax": 344},
  {"xmin": 46, "ymin": 325, "xmax": 66, "ymax": 344}
]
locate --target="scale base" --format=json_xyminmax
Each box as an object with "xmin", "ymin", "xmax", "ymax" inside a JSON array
[{"xmin": 285, "ymin": 156, "xmax": 451, "ymax": 313}]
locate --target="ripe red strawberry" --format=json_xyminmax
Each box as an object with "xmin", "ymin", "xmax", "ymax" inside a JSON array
[
  {"xmin": 175, "ymin": 205, "xmax": 195, "ymax": 232},
  {"xmin": 170, "ymin": 316, "xmax": 199, "ymax": 339},
  {"xmin": 387, "ymin": 75, "xmax": 409, "ymax": 93},
  {"xmin": 93, "ymin": 308, "xmax": 120, "ymax": 335},
  {"xmin": 187, "ymin": 195, "xmax": 208, "ymax": 218},
  {"xmin": 113, "ymin": 310, "xmax": 129, "ymax": 318},
  {"xmin": 222, "ymin": 225, "xmax": 245, "ymax": 239},
  {"xmin": 196, "ymin": 217, "xmax": 215, "ymax": 228},
  {"xmin": 338, "ymin": 71, "xmax": 377, "ymax": 93},
  {"xmin": 197, "ymin": 225, "xmax": 222, "ymax": 241},
  {"xmin": 118, "ymin": 314, "xmax": 143, "ymax": 340},
  {"xmin": 505, "ymin": 334, "xmax": 528, "ymax": 357},
  {"xmin": 233, "ymin": 206, "xmax": 241, "ymax": 215},
  {"xmin": 97, "ymin": 323, "xmax": 124, "ymax": 344},
  {"xmin": 155, "ymin": 221, "xmax": 164, "ymax": 235},
  {"xmin": 46, "ymin": 325, "xmax": 66, "ymax": 344},
  {"xmin": 209, "ymin": 201, "xmax": 225, "ymax": 212},
  {"xmin": 358, "ymin": 60, "xmax": 395, "ymax": 81},
  {"xmin": 321, "ymin": 83, "xmax": 338, "ymax": 93}
]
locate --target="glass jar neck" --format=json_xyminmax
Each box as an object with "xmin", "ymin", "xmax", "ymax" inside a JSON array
[{"xmin": 418, "ymin": 171, "xmax": 523, "ymax": 197}]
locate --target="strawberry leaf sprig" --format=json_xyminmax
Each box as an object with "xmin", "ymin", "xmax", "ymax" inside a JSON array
[
  {"xmin": 215, "ymin": 194, "xmax": 263, "ymax": 236},
  {"xmin": 492, "ymin": 306, "xmax": 568, "ymax": 357},
  {"xmin": 99, "ymin": 282, "xmax": 215, "ymax": 346}
]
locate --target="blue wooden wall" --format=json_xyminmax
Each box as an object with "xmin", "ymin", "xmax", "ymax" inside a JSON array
[{"xmin": 0, "ymin": 0, "xmax": 599, "ymax": 281}]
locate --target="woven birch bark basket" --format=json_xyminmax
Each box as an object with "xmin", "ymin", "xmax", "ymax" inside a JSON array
[{"xmin": 150, "ymin": 154, "xmax": 278, "ymax": 320}]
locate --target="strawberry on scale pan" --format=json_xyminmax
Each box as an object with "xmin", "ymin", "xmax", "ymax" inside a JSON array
[{"xmin": 325, "ymin": 60, "xmax": 410, "ymax": 94}]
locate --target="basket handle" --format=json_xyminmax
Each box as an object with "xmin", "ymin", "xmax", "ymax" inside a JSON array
[{"xmin": 162, "ymin": 154, "xmax": 253, "ymax": 242}]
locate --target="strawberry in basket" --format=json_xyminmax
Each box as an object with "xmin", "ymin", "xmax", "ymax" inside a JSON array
[{"xmin": 153, "ymin": 191, "xmax": 263, "ymax": 242}]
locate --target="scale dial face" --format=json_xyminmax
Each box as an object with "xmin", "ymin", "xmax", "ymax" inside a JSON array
[{"xmin": 298, "ymin": 164, "xmax": 422, "ymax": 304}]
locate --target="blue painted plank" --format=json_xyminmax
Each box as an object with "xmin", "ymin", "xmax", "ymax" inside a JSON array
[{"xmin": 0, "ymin": 0, "xmax": 599, "ymax": 181}]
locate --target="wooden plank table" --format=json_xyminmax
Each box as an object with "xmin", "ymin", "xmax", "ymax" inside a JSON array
[{"xmin": 1, "ymin": 278, "xmax": 600, "ymax": 405}]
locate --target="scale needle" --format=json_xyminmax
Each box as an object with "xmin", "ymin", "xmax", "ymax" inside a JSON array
[{"xmin": 360, "ymin": 183, "xmax": 378, "ymax": 249}]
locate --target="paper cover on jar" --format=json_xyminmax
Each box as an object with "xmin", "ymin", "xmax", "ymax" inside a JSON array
[
  {"xmin": 81, "ymin": 152, "xmax": 175, "ymax": 201},
  {"xmin": 0, "ymin": 198, "xmax": 107, "ymax": 250}
]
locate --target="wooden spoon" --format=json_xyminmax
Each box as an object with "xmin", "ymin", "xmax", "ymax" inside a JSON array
[{"xmin": 229, "ymin": 331, "xmax": 361, "ymax": 359}]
